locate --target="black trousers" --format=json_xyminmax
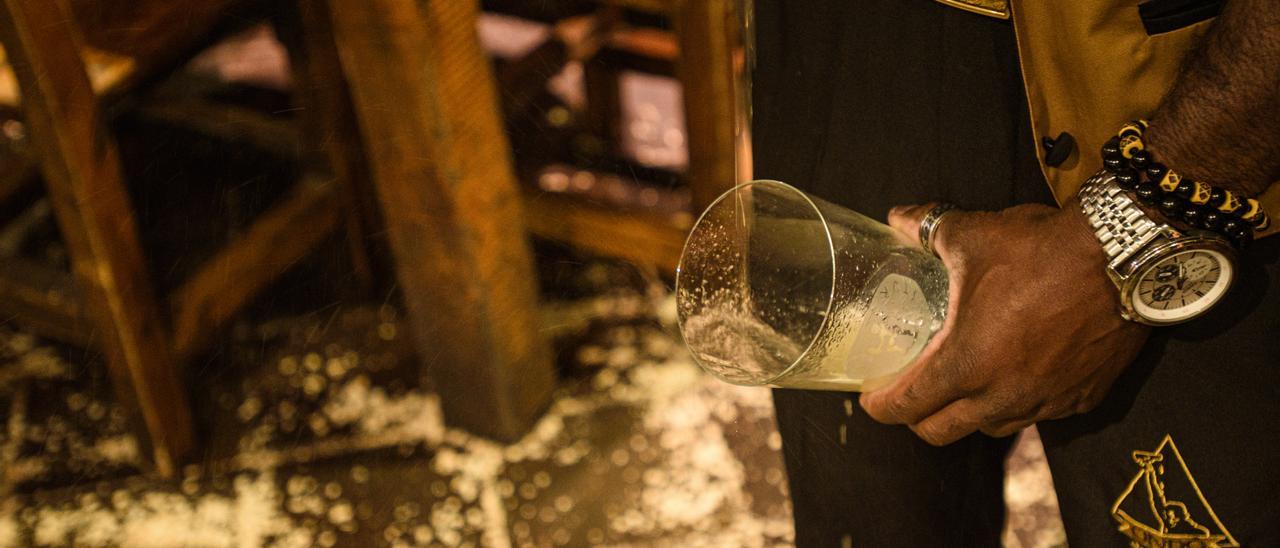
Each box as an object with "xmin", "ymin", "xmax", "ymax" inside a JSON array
[{"xmin": 754, "ymin": 1, "xmax": 1280, "ymax": 545}]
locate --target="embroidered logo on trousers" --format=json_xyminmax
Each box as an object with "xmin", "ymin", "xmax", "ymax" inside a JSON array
[{"xmin": 1111, "ymin": 434, "xmax": 1236, "ymax": 547}]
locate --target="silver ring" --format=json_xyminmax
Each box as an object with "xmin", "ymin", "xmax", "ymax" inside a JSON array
[{"xmin": 918, "ymin": 203, "xmax": 959, "ymax": 257}]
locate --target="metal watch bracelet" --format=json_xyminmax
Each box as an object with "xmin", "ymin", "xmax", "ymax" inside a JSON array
[{"xmin": 1078, "ymin": 171, "xmax": 1164, "ymax": 268}]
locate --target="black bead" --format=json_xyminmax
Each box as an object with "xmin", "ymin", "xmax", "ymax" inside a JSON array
[
  {"xmin": 1159, "ymin": 197, "xmax": 1184, "ymax": 218},
  {"xmin": 1114, "ymin": 168, "xmax": 1140, "ymax": 189},
  {"xmin": 1129, "ymin": 149, "xmax": 1152, "ymax": 170},
  {"xmin": 1222, "ymin": 218, "xmax": 1243, "ymax": 235},
  {"xmin": 1174, "ymin": 179, "xmax": 1196, "ymax": 199},
  {"xmin": 1181, "ymin": 206, "xmax": 1204, "ymax": 226},
  {"xmin": 1136, "ymin": 183, "xmax": 1160, "ymax": 204},
  {"xmin": 1103, "ymin": 153, "xmax": 1126, "ymax": 172},
  {"xmin": 1101, "ymin": 137, "xmax": 1121, "ymax": 158},
  {"xmin": 1208, "ymin": 187, "xmax": 1228, "ymax": 208},
  {"xmin": 1145, "ymin": 163, "xmax": 1168, "ymax": 182},
  {"xmin": 1201, "ymin": 210, "xmax": 1224, "ymax": 231},
  {"xmin": 1229, "ymin": 224, "xmax": 1253, "ymax": 249}
]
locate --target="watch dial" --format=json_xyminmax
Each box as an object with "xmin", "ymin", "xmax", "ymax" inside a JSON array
[{"xmin": 1131, "ymin": 249, "xmax": 1233, "ymax": 323}]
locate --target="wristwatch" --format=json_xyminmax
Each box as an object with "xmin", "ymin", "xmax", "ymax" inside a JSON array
[{"xmin": 1078, "ymin": 170, "xmax": 1237, "ymax": 326}]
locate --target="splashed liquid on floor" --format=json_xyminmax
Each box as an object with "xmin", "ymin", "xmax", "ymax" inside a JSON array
[{"xmin": 0, "ymin": 264, "xmax": 1060, "ymax": 547}]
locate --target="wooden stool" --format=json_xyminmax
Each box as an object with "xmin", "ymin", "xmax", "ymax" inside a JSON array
[
  {"xmin": 485, "ymin": 0, "xmax": 743, "ymax": 273},
  {"xmin": 1, "ymin": 0, "xmax": 559, "ymax": 475},
  {"xmin": 0, "ymin": 0, "xmax": 380, "ymax": 476}
]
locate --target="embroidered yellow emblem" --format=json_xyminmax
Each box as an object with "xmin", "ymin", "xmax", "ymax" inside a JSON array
[{"xmin": 1111, "ymin": 435, "xmax": 1237, "ymax": 547}]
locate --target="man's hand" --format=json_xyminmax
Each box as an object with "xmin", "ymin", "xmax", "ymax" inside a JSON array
[{"xmin": 859, "ymin": 202, "xmax": 1150, "ymax": 445}]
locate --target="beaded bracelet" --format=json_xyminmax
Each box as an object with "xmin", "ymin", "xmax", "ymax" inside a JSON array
[{"xmin": 1099, "ymin": 119, "xmax": 1270, "ymax": 249}]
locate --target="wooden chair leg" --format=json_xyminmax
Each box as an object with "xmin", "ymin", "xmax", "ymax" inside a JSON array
[
  {"xmin": 325, "ymin": 0, "xmax": 556, "ymax": 441},
  {"xmin": 0, "ymin": 0, "xmax": 193, "ymax": 476}
]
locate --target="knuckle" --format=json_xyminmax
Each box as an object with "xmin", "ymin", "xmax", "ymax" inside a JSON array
[
  {"xmin": 887, "ymin": 389, "xmax": 921, "ymax": 422},
  {"xmin": 1041, "ymin": 397, "xmax": 1074, "ymax": 420},
  {"xmin": 1015, "ymin": 393, "xmax": 1044, "ymax": 417},
  {"xmin": 1055, "ymin": 385, "xmax": 1106, "ymax": 417},
  {"xmin": 985, "ymin": 385, "xmax": 1032, "ymax": 420},
  {"xmin": 911, "ymin": 422, "xmax": 951, "ymax": 447},
  {"xmin": 1031, "ymin": 399, "xmax": 1058, "ymax": 421},
  {"xmin": 1073, "ymin": 392, "xmax": 1105, "ymax": 415}
]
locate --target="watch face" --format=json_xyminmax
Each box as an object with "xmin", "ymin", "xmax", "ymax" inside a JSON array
[{"xmin": 1130, "ymin": 248, "xmax": 1233, "ymax": 324}]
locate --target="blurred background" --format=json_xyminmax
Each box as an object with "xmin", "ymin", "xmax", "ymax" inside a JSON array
[{"xmin": 0, "ymin": 0, "xmax": 1061, "ymax": 546}]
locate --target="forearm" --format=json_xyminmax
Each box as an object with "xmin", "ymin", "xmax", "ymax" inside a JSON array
[{"xmin": 1143, "ymin": 0, "xmax": 1280, "ymax": 196}]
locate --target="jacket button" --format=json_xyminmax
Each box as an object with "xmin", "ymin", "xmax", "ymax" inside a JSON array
[{"xmin": 1041, "ymin": 131, "xmax": 1076, "ymax": 167}]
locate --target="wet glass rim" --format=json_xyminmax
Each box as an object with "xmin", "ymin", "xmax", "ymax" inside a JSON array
[{"xmin": 675, "ymin": 179, "xmax": 838, "ymax": 386}]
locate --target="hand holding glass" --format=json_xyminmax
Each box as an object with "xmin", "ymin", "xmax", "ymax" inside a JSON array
[{"xmin": 676, "ymin": 181, "xmax": 949, "ymax": 392}]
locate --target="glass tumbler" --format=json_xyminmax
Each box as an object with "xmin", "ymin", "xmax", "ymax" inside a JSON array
[{"xmin": 675, "ymin": 180, "xmax": 949, "ymax": 392}]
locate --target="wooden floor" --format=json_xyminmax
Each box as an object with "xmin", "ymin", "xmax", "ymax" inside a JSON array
[
  {"xmin": 0, "ymin": 252, "xmax": 1065, "ymax": 548},
  {"xmin": 0, "ymin": 262, "xmax": 795, "ymax": 546}
]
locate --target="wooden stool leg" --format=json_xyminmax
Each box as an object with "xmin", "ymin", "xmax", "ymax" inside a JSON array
[
  {"xmin": 0, "ymin": 0, "xmax": 193, "ymax": 476},
  {"xmin": 325, "ymin": 0, "xmax": 555, "ymax": 441},
  {"xmin": 273, "ymin": 0, "xmax": 385, "ymax": 295},
  {"xmin": 674, "ymin": 0, "xmax": 740, "ymax": 210}
]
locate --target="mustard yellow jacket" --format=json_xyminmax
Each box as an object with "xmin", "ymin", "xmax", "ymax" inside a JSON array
[{"xmin": 938, "ymin": 0, "xmax": 1280, "ymax": 238}]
